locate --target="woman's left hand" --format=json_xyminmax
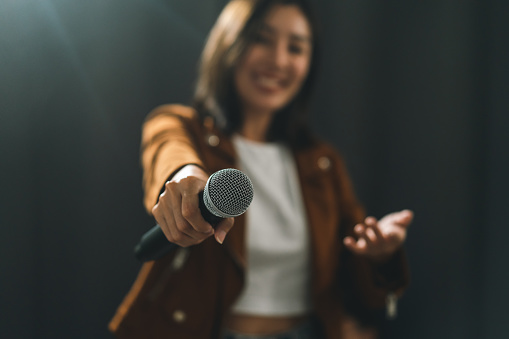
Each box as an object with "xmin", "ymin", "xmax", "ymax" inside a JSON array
[{"xmin": 343, "ymin": 209, "xmax": 413, "ymax": 262}]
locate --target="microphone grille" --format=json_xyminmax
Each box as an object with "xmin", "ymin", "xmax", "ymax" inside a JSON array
[{"xmin": 204, "ymin": 168, "xmax": 254, "ymax": 218}]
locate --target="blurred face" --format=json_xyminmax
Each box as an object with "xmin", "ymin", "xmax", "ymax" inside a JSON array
[{"xmin": 234, "ymin": 4, "xmax": 312, "ymax": 117}]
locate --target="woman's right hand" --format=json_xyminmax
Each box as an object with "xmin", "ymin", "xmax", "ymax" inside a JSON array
[{"xmin": 151, "ymin": 164, "xmax": 234, "ymax": 247}]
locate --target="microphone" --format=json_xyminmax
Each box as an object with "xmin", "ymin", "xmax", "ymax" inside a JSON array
[{"xmin": 134, "ymin": 168, "xmax": 254, "ymax": 262}]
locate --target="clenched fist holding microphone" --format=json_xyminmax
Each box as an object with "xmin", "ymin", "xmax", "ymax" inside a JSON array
[{"xmin": 135, "ymin": 165, "xmax": 254, "ymax": 261}]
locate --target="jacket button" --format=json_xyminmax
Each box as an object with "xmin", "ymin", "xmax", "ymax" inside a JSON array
[
  {"xmin": 207, "ymin": 134, "xmax": 219, "ymax": 147},
  {"xmin": 318, "ymin": 156, "xmax": 331, "ymax": 170},
  {"xmin": 172, "ymin": 309, "xmax": 186, "ymax": 323}
]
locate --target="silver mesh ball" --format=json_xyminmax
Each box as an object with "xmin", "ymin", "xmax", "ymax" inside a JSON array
[{"xmin": 203, "ymin": 168, "xmax": 254, "ymax": 218}]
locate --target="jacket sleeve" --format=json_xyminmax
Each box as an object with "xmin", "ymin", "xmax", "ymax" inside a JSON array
[
  {"xmin": 140, "ymin": 104, "xmax": 205, "ymax": 213},
  {"xmin": 332, "ymin": 150, "xmax": 410, "ymax": 311},
  {"xmin": 109, "ymin": 105, "xmax": 216, "ymax": 338}
]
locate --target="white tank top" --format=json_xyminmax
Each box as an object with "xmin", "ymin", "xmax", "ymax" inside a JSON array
[{"xmin": 230, "ymin": 134, "xmax": 312, "ymax": 316}]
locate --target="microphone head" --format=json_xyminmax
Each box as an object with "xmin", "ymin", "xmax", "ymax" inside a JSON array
[{"xmin": 203, "ymin": 168, "xmax": 254, "ymax": 218}]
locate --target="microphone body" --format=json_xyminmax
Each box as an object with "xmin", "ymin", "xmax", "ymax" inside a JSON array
[{"xmin": 134, "ymin": 168, "xmax": 253, "ymax": 262}]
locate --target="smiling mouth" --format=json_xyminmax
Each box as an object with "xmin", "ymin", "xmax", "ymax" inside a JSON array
[{"xmin": 255, "ymin": 75, "xmax": 285, "ymax": 91}]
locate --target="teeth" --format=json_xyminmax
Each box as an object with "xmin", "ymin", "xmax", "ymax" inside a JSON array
[{"xmin": 257, "ymin": 76, "xmax": 280, "ymax": 88}]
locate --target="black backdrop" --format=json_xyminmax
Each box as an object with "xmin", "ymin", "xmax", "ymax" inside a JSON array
[{"xmin": 1, "ymin": 0, "xmax": 508, "ymax": 338}]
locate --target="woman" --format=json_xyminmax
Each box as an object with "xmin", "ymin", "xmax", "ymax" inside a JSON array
[{"xmin": 109, "ymin": 0, "xmax": 412, "ymax": 338}]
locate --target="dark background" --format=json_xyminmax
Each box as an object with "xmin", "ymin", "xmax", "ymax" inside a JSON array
[{"xmin": 1, "ymin": 0, "xmax": 507, "ymax": 338}]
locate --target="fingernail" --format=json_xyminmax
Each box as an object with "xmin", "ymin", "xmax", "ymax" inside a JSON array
[{"xmin": 215, "ymin": 230, "xmax": 226, "ymax": 244}]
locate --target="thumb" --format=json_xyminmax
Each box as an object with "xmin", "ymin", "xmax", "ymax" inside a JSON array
[
  {"xmin": 396, "ymin": 209, "xmax": 414, "ymax": 225},
  {"xmin": 214, "ymin": 217, "xmax": 235, "ymax": 244}
]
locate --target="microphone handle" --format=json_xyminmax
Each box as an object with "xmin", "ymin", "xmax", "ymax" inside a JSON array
[
  {"xmin": 134, "ymin": 225, "xmax": 177, "ymax": 261},
  {"xmin": 134, "ymin": 191, "xmax": 224, "ymax": 261},
  {"xmin": 197, "ymin": 190, "xmax": 224, "ymax": 227}
]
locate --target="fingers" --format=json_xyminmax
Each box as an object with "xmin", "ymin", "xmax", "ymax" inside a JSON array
[
  {"xmin": 394, "ymin": 209, "xmax": 414, "ymax": 227},
  {"xmin": 180, "ymin": 189, "xmax": 213, "ymax": 234},
  {"xmin": 344, "ymin": 210, "xmax": 413, "ymax": 257},
  {"xmin": 344, "ymin": 216, "xmax": 395, "ymax": 256},
  {"xmin": 153, "ymin": 177, "xmax": 214, "ymax": 247},
  {"xmin": 343, "ymin": 235, "xmax": 367, "ymax": 255},
  {"xmin": 364, "ymin": 216, "xmax": 384, "ymax": 241},
  {"xmin": 383, "ymin": 209, "xmax": 413, "ymax": 227},
  {"xmin": 365, "ymin": 216, "xmax": 380, "ymax": 234},
  {"xmin": 152, "ymin": 169, "xmax": 240, "ymax": 247},
  {"xmin": 355, "ymin": 218, "xmax": 382, "ymax": 246},
  {"xmin": 214, "ymin": 217, "xmax": 235, "ymax": 244},
  {"xmin": 366, "ymin": 216, "xmax": 402, "ymax": 246}
]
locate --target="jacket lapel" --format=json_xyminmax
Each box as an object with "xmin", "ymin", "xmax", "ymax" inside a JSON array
[
  {"xmin": 294, "ymin": 146, "xmax": 341, "ymax": 296},
  {"xmin": 198, "ymin": 125, "xmax": 247, "ymax": 270}
]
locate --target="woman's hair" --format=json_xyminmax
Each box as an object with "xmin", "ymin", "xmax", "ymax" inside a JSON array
[{"xmin": 192, "ymin": 0, "xmax": 320, "ymax": 148}]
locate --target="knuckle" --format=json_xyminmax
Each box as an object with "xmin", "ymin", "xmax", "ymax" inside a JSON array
[
  {"xmin": 180, "ymin": 176, "xmax": 204, "ymax": 193},
  {"xmin": 175, "ymin": 220, "xmax": 193, "ymax": 235},
  {"xmin": 165, "ymin": 180, "xmax": 178, "ymax": 192},
  {"xmin": 181, "ymin": 205, "xmax": 194, "ymax": 219},
  {"xmin": 167, "ymin": 233, "xmax": 176, "ymax": 243},
  {"xmin": 172, "ymin": 232, "xmax": 186, "ymax": 244},
  {"xmin": 158, "ymin": 192, "xmax": 168, "ymax": 204},
  {"xmin": 162, "ymin": 227, "xmax": 175, "ymax": 242},
  {"xmin": 177, "ymin": 176, "xmax": 193, "ymax": 189}
]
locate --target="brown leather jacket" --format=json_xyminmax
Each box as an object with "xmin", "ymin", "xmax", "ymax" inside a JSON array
[{"xmin": 109, "ymin": 104, "xmax": 409, "ymax": 339}]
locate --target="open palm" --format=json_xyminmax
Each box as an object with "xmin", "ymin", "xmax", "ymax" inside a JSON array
[{"xmin": 344, "ymin": 209, "xmax": 413, "ymax": 261}]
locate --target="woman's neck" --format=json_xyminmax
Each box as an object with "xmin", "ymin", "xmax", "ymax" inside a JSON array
[{"xmin": 240, "ymin": 109, "xmax": 274, "ymax": 142}]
